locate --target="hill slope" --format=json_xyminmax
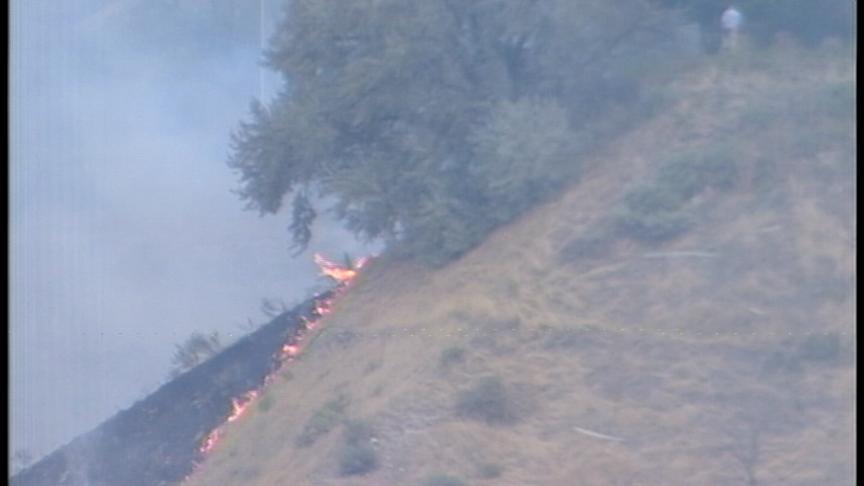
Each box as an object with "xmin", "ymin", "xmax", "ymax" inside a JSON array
[{"xmin": 184, "ymin": 45, "xmax": 855, "ymax": 486}]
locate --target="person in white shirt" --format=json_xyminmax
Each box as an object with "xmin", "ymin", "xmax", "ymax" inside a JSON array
[{"xmin": 721, "ymin": 6, "xmax": 743, "ymax": 50}]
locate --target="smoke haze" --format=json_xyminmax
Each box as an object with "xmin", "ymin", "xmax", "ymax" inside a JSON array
[{"xmin": 10, "ymin": 0, "xmax": 374, "ymax": 462}]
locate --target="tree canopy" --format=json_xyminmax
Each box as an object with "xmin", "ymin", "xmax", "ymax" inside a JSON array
[{"xmin": 229, "ymin": 0, "xmax": 684, "ymax": 264}]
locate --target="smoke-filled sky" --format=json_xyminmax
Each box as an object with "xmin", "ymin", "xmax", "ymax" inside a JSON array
[{"xmin": 10, "ymin": 0, "xmax": 374, "ymax": 462}]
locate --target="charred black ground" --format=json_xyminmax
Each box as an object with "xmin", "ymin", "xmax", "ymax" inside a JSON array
[{"xmin": 11, "ymin": 291, "xmax": 333, "ymax": 486}]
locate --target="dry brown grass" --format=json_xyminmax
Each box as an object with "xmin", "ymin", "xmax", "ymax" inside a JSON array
[{"xmin": 184, "ymin": 45, "xmax": 854, "ymax": 486}]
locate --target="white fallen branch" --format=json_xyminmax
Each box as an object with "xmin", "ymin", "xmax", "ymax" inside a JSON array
[
  {"xmin": 642, "ymin": 251, "xmax": 717, "ymax": 259},
  {"xmin": 572, "ymin": 426, "xmax": 626, "ymax": 442}
]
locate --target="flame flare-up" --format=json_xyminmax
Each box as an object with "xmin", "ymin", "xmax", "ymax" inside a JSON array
[{"xmin": 191, "ymin": 253, "xmax": 369, "ymax": 466}]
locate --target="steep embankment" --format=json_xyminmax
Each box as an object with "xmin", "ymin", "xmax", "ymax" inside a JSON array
[
  {"xmin": 10, "ymin": 294, "xmax": 334, "ymax": 486},
  {"xmin": 185, "ymin": 46, "xmax": 855, "ymax": 486}
]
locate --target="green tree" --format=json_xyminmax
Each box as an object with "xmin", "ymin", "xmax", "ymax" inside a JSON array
[{"xmin": 230, "ymin": 0, "xmax": 681, "ymax": 263}]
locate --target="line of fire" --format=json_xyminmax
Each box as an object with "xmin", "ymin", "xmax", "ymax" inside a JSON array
[{"xmin": 11, "ymin": 254, "xmax": 368, "ymax": 486}]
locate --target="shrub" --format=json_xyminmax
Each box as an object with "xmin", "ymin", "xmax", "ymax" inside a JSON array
[
  {"xmin": 440, "ymin": 346, "xmax": 466, "ymax": 367},
  {"xmin": 476, "ymin": 462, "xmax": 503, "ymax": 479},
  {"xmin": 342, "ymin": 419, "xmax": 374, "ymax": 446},
  {"xmin": 337, "ymin": 419, "xmax": 379, "ymax": 476},
  {"xmin": 616, "ymin": 147, "xmax": 736, "ymax": 242},
  {"xmin": 337, "ymin": 443, "xmax": 378, "ymax": 476},
  {"xmin": 763, "ymin": 333, "xmax": 847, "ymax": 373},
  {"xmin": 424, "ymin": 473, "xmax": 468, "ymax": 486},
  {"xmin": 455, "ymin": 376, "xmax": 518, "ymax": 425},
  {"xmin": 295, "ymin": 394, "xmax": 349, "ymax": 447},
  {"xmin": 797, "ymin": 333, "xmax": 842, "ymax": 363}
]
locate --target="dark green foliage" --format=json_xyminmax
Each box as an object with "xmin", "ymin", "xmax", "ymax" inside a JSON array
[
  {"xmin": 169, "ymin": 331, "xmax": 222, "ymax": 378},
  {"xmin": 295, "ymin": 394, "xmax": 350, "ymax": 447},
  {"xmin": 470, "ymin": 98, "xmax": 578, "ymax": 223},
  {"xmin": 476, "ymin": 462, "xmax": 503, "ymax": 479},
  {"xmin": 229, "ymin": 0, "xmax": 686, "ymax": 264},
  {"xmin": 616, "ymin": 147, "xmax": 737, "ymax": 242},
  {"xmin": 764, "ymin": 333, "xmax": 848, "ymax": 373},
  {"xmin": 440, "ymin": 346, "xmax": 466, "ymax": 367},
  {"xmin": 337, "ymin": 419, "xmax": 379, "ymax": 476},
  {"xmin": 337, "ymin": 443, "xmax": 379, "ymax": 476},
  {"xmin": 797, "ymin": 334, "xmax": 842, "ymax": 363},
  {"xmin": 455, "ymin": 376, "xmax": 518, "ymax": 425},
  {"xmin": 288, "ymin": 193, "xmax": 317, "ymax": 255},
  {"xmin": 342, "ymin": 419, "xmax": 375, "ymax": 445},
  {"xmin": 424, "ymin": 473, "xmax": 469, "ymax": 486}
]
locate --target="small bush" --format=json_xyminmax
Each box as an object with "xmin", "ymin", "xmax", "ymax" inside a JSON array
[
  {"xmin": 440, "ymin": 346, "xmax": 466, "ymax": 367},
  {"xmin": 797, "ymin": 333, "xmax": 842, "ymax": 363},
  {"xmin": 424, "ymin": 473, "xmax": 468, "ymax": 486},
  {"xmin": 763, "ymin": 333, "xmax": 847, "ymax": 373},
  {"xmin": 295, "ymin": 394, "xmax": 349, "ymax": 447},
  {"xmin": 337, "ymin": 419, "xmax": 379, "ymax": 476},
  {"xmin": 343, "ymin": 419, "xmax": 374, "ymax": 445},
  {"xmin": 455, "ymin": 376, "xmax": 518, "ymax": 425},
  {"xmin": 616, "ymin": 148, "xmax": 736, "ymax": 242},
  {"xmin": 337, "ymin": 443, "xmax": 378, "ymax": 476},
  {"xmin": 476, "ymin": 462, "xmax": 503, "ymax": 479}
]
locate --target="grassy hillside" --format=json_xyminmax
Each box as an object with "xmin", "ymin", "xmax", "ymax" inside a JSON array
[{"xmin": 184, "ymin": 43, "xmax": 854, "ymax": 486}]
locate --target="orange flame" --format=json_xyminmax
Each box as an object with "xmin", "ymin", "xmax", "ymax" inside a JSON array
[
  {"xmin": 199, "ymin": 429, "xmax": 221, "ymax": 454},
  {"xmin": 193, "ymin": 252, "xmax": 371, "ymax": 470},
  {"xmin": 281, "ymin": 344, "xmax": 300, "ymax": 358},
  {"xmin": 313, "ymin": 253, "xmax": 370, "ymax": 284},
  {"xmin": 227, "ymin": 391, "xmax": 258, "ymax": 423}
]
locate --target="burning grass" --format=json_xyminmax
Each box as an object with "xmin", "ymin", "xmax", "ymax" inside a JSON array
[{"xmin": 187, "ymin": 253, "xmax": 370, "ymax": 474}]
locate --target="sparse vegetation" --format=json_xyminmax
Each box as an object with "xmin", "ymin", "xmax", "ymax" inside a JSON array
[
  {"xmin": 259, "ymin": 298, "xmax": 288, "ymax": 319},
  {"xmin": 337, "ymin": 443, "xmax": 378, "ymax": 476},
  {"xmin": 337, "ymin": 419, "xmax": 379, "ymax": 476},
  {"xmin": 797, "ymin": 333, "xmax": 843, "ymax": 364},
  {"xmin": 616, "ymin": 146, "xmax": 737, "ymax": 242},
  {"xmin": 342, "ymin": 419, "xmax": 375, "ymax": 445},
  {"xmin": 424, "ymin": 473, "xmax": 468, "ymax": 486},
  {"xmin": 476, "ymin": 462, "xmax": 503, "ymax": 479},
  {"xmin": 295, "ymin": 394, "xmax": 350, "ymax": 447},
  {"xmin": 764, "ymin": 333, "xmax": 848, "ymax": 373},
  {"xmin": 169, "ymin": 331, "xmax": 223, "ymax": 378},
  {"xmin": 440, "ymin": 346, "xmax": 466, "ymax": 367},
  {"xmin": 455, "ymin": 376, "xmax": 518, "ymax": 425}
]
